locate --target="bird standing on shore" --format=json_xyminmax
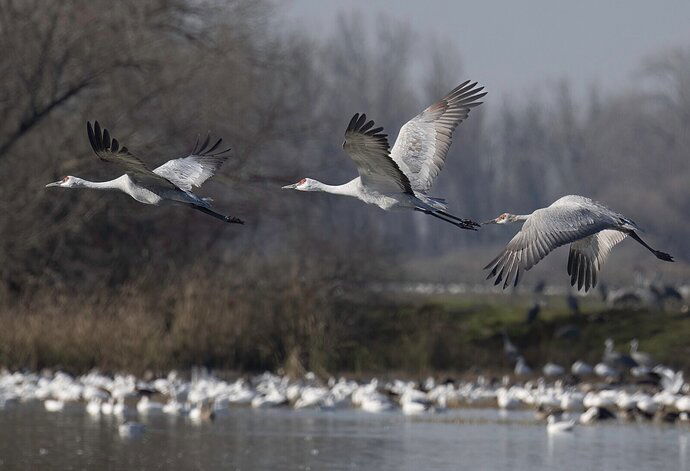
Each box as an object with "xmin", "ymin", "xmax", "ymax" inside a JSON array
[
  {"xmin": 514, "ymin": 356, "xmax": 532, "ymax": 376},
  {"xmin": 483, "ymin": 195, "xmax": 673, "ymax": 291},
  {"xmin": 283, "ymin": 81, "xmax": 486, "ymax": 230},
  {"xmin": 45, "ymin": 121, "xmax": 243, "ymax": 224},
  {"xmin": 629, "ymin": 339, "xmax": 655, "ymax": 368},
  {"xmin": 603, "ymin": 338, "xmax": 637, "ymax": 370},
  {"xmin": 526, "ymin": 301, "xmax": 543, "ymax": 323},
  {"xmin": 503, "ymin": 331, "xmax": 520, "ymax": 362}
]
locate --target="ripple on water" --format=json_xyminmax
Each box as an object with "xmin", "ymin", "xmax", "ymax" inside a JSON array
[{"xmin": 0, "ymin": 404, "xmax": 687, "ymax": 470}]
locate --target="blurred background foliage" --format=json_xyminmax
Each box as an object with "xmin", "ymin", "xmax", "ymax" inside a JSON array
[{"xmin": 0, "ymin": 0, "xmax": 687, "ymax": 374}]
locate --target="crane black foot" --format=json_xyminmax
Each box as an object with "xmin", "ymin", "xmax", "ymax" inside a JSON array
[{"xmin": 226, "ymin": 216, "xmax": 244, "ymax": 224}]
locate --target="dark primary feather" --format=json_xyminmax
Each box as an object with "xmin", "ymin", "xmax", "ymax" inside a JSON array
[
  {"xmin": 87, "ymin": 121, "xmax": 222, "ymax": 192},
  {"xmin": 342, "ymin": 113, "xmax": 414, "ymax": 195},
  {"xmin": 191, "ymin": 132, "xmax": 232, "ymax": 156},
  {"xmin": 190, "ymin": 132, "xmax": 232, "ymax": 157},
  {"xmin": 86, "ymin": 121, "xmax": 161, "ymax": 180},
  {"xmin": 567, "ymin": 230, "xmax": 627, "ymax": 292}
]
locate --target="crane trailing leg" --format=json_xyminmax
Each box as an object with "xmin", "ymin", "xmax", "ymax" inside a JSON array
[
  {"xmin": 628, "ymin": 231, "xmax": 674, "ymax": 262},
  {"xmin": 189, "ymin": 204, "xmax": 244, "ymax": 224},
  {"xmin": 414, "ymin": 207, "xmax": 479, "ymax": 230},
  {"xmin": 435, "ymin": 209, "xmax": 481, "ymax": 228}
]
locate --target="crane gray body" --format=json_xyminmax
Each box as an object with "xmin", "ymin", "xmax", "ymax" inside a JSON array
[
  {"xmin": 46, "ymin": 122, "xmax": 243, "ymax": 224},
  {"xmin": 283, "ymin": 80, "xmax": 486, "ymax": 230},
  {"xmin": 484, "ymin": 195, "xmax": 673, "ymax": 291}
]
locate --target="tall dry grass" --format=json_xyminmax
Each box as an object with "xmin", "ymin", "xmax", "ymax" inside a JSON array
[
  {"xmin": 0, "ymin": 237, "xmax": 385, "ymax": 375},
  {"xmin": 3, "ymin": 261, "xmax": 688, "ymax": 377}
]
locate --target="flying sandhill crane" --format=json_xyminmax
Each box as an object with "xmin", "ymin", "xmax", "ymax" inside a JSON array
[
  {"xmin": 45, "ymin": 121, "xmax": 243, "ymax": 224},
  {"xmin": 483, "ymin": 195, "xmax": 673, "ymax": 291},
  {"xmin": 282, "ymin": 81, "xmax": 486, "ymax": 230}
]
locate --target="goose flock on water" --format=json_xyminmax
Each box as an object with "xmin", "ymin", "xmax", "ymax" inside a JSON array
[
  {"xmin": 2, "ymin": 348, "xmax": 690, "ymax": 439},
  {"xmin": 44, "ymin": 79, "xmax": 675, "ymax": 291}
]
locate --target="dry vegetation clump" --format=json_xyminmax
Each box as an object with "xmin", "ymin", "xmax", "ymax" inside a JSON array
[{"xmin": 0, "ymin": 231, "xmax": 386, "ymax": 375}]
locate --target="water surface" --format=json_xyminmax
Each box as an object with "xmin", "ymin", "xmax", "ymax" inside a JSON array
[{"xmin": 0, "ymin": 405, "xmax": 686, "ymax": 470}]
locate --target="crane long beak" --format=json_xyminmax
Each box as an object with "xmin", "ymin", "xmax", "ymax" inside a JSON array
[
  {"xmin": 483, "ymin": 218, "xmax": 498, "ymax": 224},
  {"xmin": 45, "ymin": 181, "xmax": 61, "ymax": 188},
  {"xmin": 282, "ymin": 183, "xmax": 297, "ymax": 189}
]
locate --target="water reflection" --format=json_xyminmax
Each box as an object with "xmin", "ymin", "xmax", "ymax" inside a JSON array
[
  {"xmin": 0, "ymin": 405, "xmax": 687, "ymax": 470},
  {"xmin": 680, "ymin": 434, "xmax": 690, "ymax": 470}
]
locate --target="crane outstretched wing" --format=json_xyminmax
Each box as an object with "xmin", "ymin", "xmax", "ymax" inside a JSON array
[
  {"xmin": 153, "ymin": 134, "xmax": 231, "ymax": 191},
  {"xmin": 390, "ymin": 80, "xmax": 486, "ymax": 193},
  {"xmin": 485, "ymin": 205, "xmax": 611, "ymax": 289},
  {"xmin": 86, "ymin": 121, "xmax": 176, "ymax": 189},
  {"xmin": 567, "ymin": 230, "xmax": 627, "ymax": 292},
  {"xmin": 342, "ymin": 113, "xmax": 413, "ymax": 195}
]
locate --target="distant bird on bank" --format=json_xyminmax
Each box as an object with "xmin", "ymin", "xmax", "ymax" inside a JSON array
[
  {"xmin": 502, "ymin": 330, "xmax": 520, "ymax": 361},
  {"xmin": 526, "ymin": 301, "xmax": 543, "ymax": 323},
  {"xmin": 514, "ymin": 356, "xmax": 532, "ymax": 376},
  {"xmin": 45, "ymin": 121, "xmax": 243, "ymax": 224},
  {"xmin": 566, "ymin": 292, "xmax": 580, "ymax": 317},
  {"xmin": 571, "ymin": 360, "xmax": 593, "ymax": 376},
  {"xmin": 603, "ymin": 338, "xmax": 637, "ymax": 370},
  {"xmin": 543, "ymin": 362, "xmax": 565, "ymax": 377},
  {"xmin": 533, "ymin": 280, "xmax": 547, "ymax": 295},
  {"xmin": 629, "ymin": 339, "xmax": 655, "ymax": 368},
  {"xmin": 282, "ymin": 81, "xmax": 486, "ymax": 230},
  {"xmin": 483, "ymin": 195, "xmax": 673, "ymax": 291}
]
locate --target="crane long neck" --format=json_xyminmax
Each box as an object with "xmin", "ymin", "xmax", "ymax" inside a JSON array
[
  {"xmin": 513, "ymin": 214, "xmax": 530, "ymax": 222},
  {"xmin": 72, "ymin": 176, "xmax": 125, "ymax": 190},
  {"xmin": 313, "ymin": 179, "xmax": 359, "ymax": 197}
]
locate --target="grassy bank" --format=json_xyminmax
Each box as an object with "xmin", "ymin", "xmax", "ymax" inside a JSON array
[
  {"xmin": 332, "ymin": 295, "xmax": 690, "ymax": 375},
  {"xmin": 1, "ymin": 285, "xmax": 688, "ymax": 376}
]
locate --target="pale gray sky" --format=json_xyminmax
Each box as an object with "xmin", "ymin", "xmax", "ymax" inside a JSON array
[{"xmin": 285, "ymin": 0, "xmax": 690, "ymax": 101}]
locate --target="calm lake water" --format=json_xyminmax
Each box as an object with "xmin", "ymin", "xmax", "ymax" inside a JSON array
[{"xmin": 0, "ymin": 404, "xmax": 687, "ymax": 470}]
